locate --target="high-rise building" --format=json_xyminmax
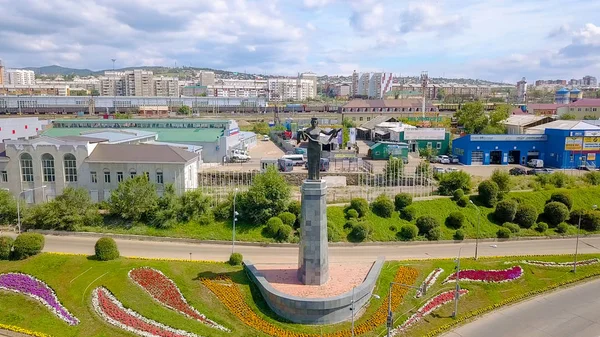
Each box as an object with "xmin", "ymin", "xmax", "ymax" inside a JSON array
[
  {"xmin": 267, "ymin": 77, "xmax": 316, "ymax": 101},
  {"xmin": 153, "ymin": 76, "xmax": 180, "ymax": 96},
  {"xmin": 351, "ymin": 71, "xmax": 359, "ymax": 96},
  {"xmin": 126, "ymin": 70, "xmax": 153, "ymax": 96},
  {"xmin": 583, "ymin": 75, "xmax": 598, "ymax": 87},
  {"xmin": 0, "ymin": 60, "xmax": 4, "ymax": 85},
  {"xmin": 300, "ymin": 72, "xmax": 318, "ymax": 98},
  {"xmin": 198, "ymin": 71, "xmax": 215, "ymax": 86},
  {"xmin": 98, "ymin": 70, "xmax": 178, "ymax": 97},
  {"xmin": 5, "ymin": 69, "xmax": 35, "ymax": 85},
  {"xmin": 353, "ymin": 72, "xmax": 394, "ymax": 98},
  {"xmin": 516, "ymin": 77, "xmax": 527, "ymax": 103}
]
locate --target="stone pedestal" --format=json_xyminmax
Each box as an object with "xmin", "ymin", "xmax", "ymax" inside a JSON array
[{"xmin": 298, "ymin": 180, "xmax": 329, "ymax": 285}]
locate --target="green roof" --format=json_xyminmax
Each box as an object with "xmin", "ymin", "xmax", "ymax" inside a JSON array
[
  {"xmin": 53, "ymin": 119, "xmax": 231, "ymax": 124},
  {"xmin": 43, "ymin": 127, "xmax": 224, "ymax": 143}
]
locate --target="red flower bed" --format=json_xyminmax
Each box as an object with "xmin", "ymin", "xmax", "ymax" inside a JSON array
[
  {"xmin": 129, "ymin": 268, "xmax": 226, "ymax": 331},
  {"xmin": 443, "ymin": 266, "xmax": 523, "ymax": 283}
]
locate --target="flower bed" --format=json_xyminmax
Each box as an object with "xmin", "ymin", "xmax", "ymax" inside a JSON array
[
  {"xmin": 391, "ymin": 289, "xmax": 469, "ymax": 336},
  {"xmin": 511, "ymin": 258, "xmax": 599, "ymax": 268},
  {"xmin": 128, "ymin": 268, "xmax": 228, "ymax": 332},
  {"xmin": 92, "ymin": 287, "xmax": 202, "ymax": 337},
  {"xmin": 201, "ymin": 266, "xmax": 419, "ymax": 337},
  {"xmin": 0, "ymin": 273, "xmax": 79, "ymax": 326},
  {"xmin": 0, "ymin": 323, "xmax": 51, "ymax": 337},
  {"xmin": 443, "ymin": 266, "xmax": 523, "ymax": 284},
  {"xmin": 416, "ymin": 268, "xmax": 444, "ymax": 298}
]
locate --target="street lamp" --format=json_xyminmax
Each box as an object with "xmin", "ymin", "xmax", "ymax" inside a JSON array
[
  {"xmin": 452, "ymin": 247, "xmax": 463, "ymax": 318},
  {"xmin": 351, "ymin": 287, "xmax": 380, "ymax": 337},
  {"xmin": 573, "ymin": 204, "xmax": 597, "ymax": 273},
  {"xmin": 232, "ymin": 188, "xmax": 239, "ymax": 254},
  {"xmin": 17, "ymin": 185, "xmax": 46, "ymax": 234},
  {"xmin": 386, "ymin": 281, "xmax": 427, "ymax": 337},
  {"xmin": 469, "ymin": 200, "xmax": 481, "ymax": 260}
]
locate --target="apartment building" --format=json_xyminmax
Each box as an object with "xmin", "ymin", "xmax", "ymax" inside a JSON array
[
  {"xmin": 4, "ymin": 69, "xmax": 35, "ymax": 85},
  {"xmin": 300, "ymin": 72, "xmax": 318, "ymax": 98},
  {"xmin": 126, "ymin": 70, "xmax": 153, "ymax": 96},
  {"xmin": 99, "ymin": 71, "xmax": 179, "ymax": 97},
  {"xmin": 267, "ymin": 78, "xmax": 316, "ymax": 101},
  {"xmin": 0, "ymin": 61, "xmax": 4, "ymax": 85},
  {"xmin": 153, "ymin": 76, "xmax": 180, "ymax": 97},
  {"xmin": 198, "ymin": 71, "xmax": 215, "ymax": 86}
]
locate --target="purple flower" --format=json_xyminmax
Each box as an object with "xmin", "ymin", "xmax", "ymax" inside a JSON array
[{"xmin": 0, "ymin": 273, "xmax": 79, "ymax": 325}]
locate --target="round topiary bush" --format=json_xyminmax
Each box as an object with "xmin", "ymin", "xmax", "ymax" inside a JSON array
[
  {"xmin": 12, "ymin": 233, "xmax": 45, "ymax": 260},
  {"xmin": 278, "ymin": 212, "xmax": 296, "ymax": 227},
  {"xmin": 544, "ymin": 202, "xmax": 570, "ymax": 226},
  {"xmin": 445, "ymin": 211, "xmax": 465, "ymax": 229},
  {"xmin": 398, "ymin": 224, "xmax": 418, "ymax": 240},
  {"xmin": 453, "ymin": 229, "xmax": 465, "ymax": 241},
  {"xmin": 400, "ymin": 206, "xmax": 417, "ymax": 221},
  {"xmin": 394, "ymin": 193, "xmax": 413, "ymax": 211},
  {"xmin": 349, "ymin": 198, "xmax": 370, "ymax": 218},
  {"xmin": 94, "ymin": 237, "xmax": 120, "ymax": 261},
  {"xmin": 229, "ymin": 252, "xmax": 243, "ymax": 265},
  {"xmin": 568, "ymin": 209, "xmax": 586, "ymax": 225},
  {"xmin": 514, "ymin": 204, "xmax": 538, "ymax": 229},
  {"xmin": 344, "ymin": 219, "xmax": 358, "ymax": 230},
  {"xmin": 265, "ymin": 217, "xmax": 284, "ymax": 237},
  {"xmin": 371, "ymin": 195, "xmax": 394, "ymax": 218},
  {"xmin": 502, "ymin": 222, "xmax": 520, "ymax": 234},
  {"xmin": 457, "ymin": 196, "xmax": 469, "ymax": 207},
  {"xmin": 556, "ymin": 222, "xmax": 570, "ymax": 234},
  {"xmin": 582, "ymin": 211, "xmax": 600, "ymax": 231},
  {"xmin": 349, "ymin": 223, "xmax": 371, "ymax": 242},
  {"xmin": 346, "ymin": 209, "xmax": 359, "ymax": 219},
  {"xmin": 452, "ymin": 189, "xmax": 465, "ymax": 201},
  {"xmin": 275, "ymin": 225, "xmax": 293, "ymax": 242},
  {"xmin": 415, "ymin": 216, "xmax": 440, "ymax": 236},
  {"xmin": 548, "ymin": 192, "xmax": 573, "ymax": 210},
  {"xmin": 478, "ymin": 180, "xmax": 499, "ymax": 207},
  {"xmin": 494, "ymin": 200, "xmax": 518, "ymax": 223},
  {"xmin": 287, "ymin": 200, "xmax": 301, "ymax": 218},
  {"xmin": 536, "ymin": 222, "xmax": 549, "ymax": 233},
  {"xmin": 427, "ymin": 227, "xmax": 442, "ymax": 241},
  {"xmin": 496, "ymin": 227, "xmax": 511, "ymax": 239},
  {"xmin": 0, "ymin": 236, "xmax": 14, "ymax": 260}
]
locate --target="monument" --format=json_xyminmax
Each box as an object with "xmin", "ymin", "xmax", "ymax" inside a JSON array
[{"xmin": 297, "ymin": 118, "xmax": 341, "ymax": 285}]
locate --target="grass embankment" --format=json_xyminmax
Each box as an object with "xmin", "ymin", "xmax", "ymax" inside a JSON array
[{"xmin": 1, "ymin": 254, "xmax": 599, "ymax": 337}]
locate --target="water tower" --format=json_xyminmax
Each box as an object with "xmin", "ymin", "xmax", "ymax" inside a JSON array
[{"xmin": 555, "ymin": 87, "xmax": 570, "ymax": 104}]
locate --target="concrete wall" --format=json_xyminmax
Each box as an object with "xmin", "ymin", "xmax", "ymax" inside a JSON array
[
  {"xmin": 0, "ymin": 117, "xmax": 45, "ymax": 141},
  {"xmin": 244, "ymin": 257, "xmax": 384, "ymax": 325}
]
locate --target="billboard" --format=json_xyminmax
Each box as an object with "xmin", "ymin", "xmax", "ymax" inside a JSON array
[
  {"xmin": 471, "ymin": 134, "xmax": 547, "ymax": 141},
  {"xmin": 583, "ymin": 137, "xmax": 600, "ymax": 151},
  {"xmin": 403, "ymin": 128, "xmax": 446, "ymax": 140},
  {"xmin": 565, "ymin": 137, "xmax": 583, "ymax": 151},
  {"xmin": 349, "ymin": 128, "xmax": 357, "ymax": 144}
]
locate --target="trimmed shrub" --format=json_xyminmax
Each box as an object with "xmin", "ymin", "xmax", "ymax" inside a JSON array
[
  {"xmin": 346, "ymin": 209, "xmax": 359, "ymax": 219},
  {"xmin": 548, "ymin": 192, "xmax": 573, "ymax": 210},
  {"xmin": 497, "ymin": 227, "xmax": 511, "ymax": 238},
  {"xmin": 427, "ymin": 227, "xmax": 442, "ymax": 241},
  {"xmin": 453, "ymin": 229, "xmax": 465, "ymax": 241},
  {"xmin": 275, "ymin": 225, "xmax": 293, "ymax": 242},
  {"xmin": 457, "ymin": 196, "xmax": 469, "ymax": 207},
  {"xmin": 265, "ymin": 217, "xmax": 284, "ymax": 237},
  {"xmin": 556, "ymin": 222, "xmax": 570, "ymax": 234},
  {"xmin": 399, "ymin": 224, "xmax": 419, "ymax": 240},
  {"xmin": 478, "ymin": 180, "xmax": 499, "ymax": 207},
  {"xmin": 415, "ymin": 216, "xmax": 440, "ymax": 236},
  {"xmin": 502, "ymin": 222, "xmax": 520, "ymax": 234},
  {"xmin": 229, "ymin": 252, "xmax": 243, "ymax": 265},
  {"xmin": 278, "ymin": 212, "xmax": 296, "ymax": 227},
  {"xmin": 491, "ymin": 169, "xmax": 511, "ymax": 193},
  {"xmin": 549, "ymin": 172, "xmax": 571, "ymax": 188},
  {"xmin": 494, "ymin": 200, "xmax": 518, "ymax": 223},
  {"xmin": 544, "ymin": 202, "xmax": 570, "ymax": 226},
  {"xmin": 287, "ymin": 200, "xmax": 301, "ymax": 218},
  {"xmin": 349, "ymin": 198, "xmax": 370, "ymax": 218},
  {"xmin": 452, "ymin": 189, "xmax": 464, "ymax": 201},
  {"xmin": 394, "ymin": 193, "xmax": 413, "ymax": 211},
  {"xmin": 438, "ymin": 171, "xmax": 472, "ymax": 196},
  {"xmin": 568, "ymin": 209, "xmax": 586, "ymax": 225},
  {"xmin": 344, "ymin": 219, "xmax": 358, "ymax": 230},
  {"xmin": 0, "ymin": 236, "xmax": 13, "ymax": 260},
  {"xmin": 535, "ymin": 222, "xmax": 549, "ymax": 233},
  {"xmin": 400, "ymin": 206, "xmax": 417, "ymax": 221},
  {"xmin": 514, "ymin": 204, "xmax": 537, "ymax": 229},
  {"xmin": 213, "ymin": 200, "xmax": 231, "ymax": 221},
  {"xmin": 94, "ymin": 237, "xmax": 120, "ymax": 261},
  {"xmin": 581, "ymin": 211, "xmax": 600, "ymax": 231},
  {"xmin": 445, "ymin": 211, "xmax": 465, "ymax": 229},
  {"xmin": 371, "ymin": 195, "xmax": 394, "ymax": 218},
  {"xmin": 583, "ymin": 171, "xmax": 600, "ymax": 185},
  {"xmin": 349, "ymin": 223, "xmax": 371, "ymax": 242},
  {"xmin": 12, "ymin": 233, "xmax": 45, "ymax": 260}
]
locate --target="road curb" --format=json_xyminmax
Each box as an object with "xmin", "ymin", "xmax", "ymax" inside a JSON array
[{"xmin": 28, "ymin": 229, "xmax": 600, "ymax": 247}]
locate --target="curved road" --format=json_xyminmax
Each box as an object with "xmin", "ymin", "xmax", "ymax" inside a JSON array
[
  {"xmin": 2, "ymin": 233, "xmax": 598, "ymax": 263},
  {"xmin": 443, "ymin": 278, "xmax": 600, "ymax": 337}
]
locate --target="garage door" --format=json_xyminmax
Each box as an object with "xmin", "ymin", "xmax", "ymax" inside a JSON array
[{"xmin": 472, "ymin": 151, "xmax": 484, "ymax": 165}]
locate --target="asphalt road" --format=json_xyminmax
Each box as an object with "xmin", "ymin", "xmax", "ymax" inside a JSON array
[
  {"xmin": 443, "ymin": 278, "xmax": 600, "ymax": 337},
  {"xmin": 6, "ymin": 234, "xmax": 599, "ymax": 263}
]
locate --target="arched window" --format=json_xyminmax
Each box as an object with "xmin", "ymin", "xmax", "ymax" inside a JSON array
[
  {"xmin": 20, "ymin": 153, "xmax": 33, "ymax": 182},
  {"xmin": 41, "ymin": 153, "xmax": 55, "ymax": 182},
  {"xmin": 63, "ymin": 154, "xmax": 77, "ymax": 182}
]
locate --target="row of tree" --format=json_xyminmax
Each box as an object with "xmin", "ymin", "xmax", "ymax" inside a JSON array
[{"xmin": 454, "ymin": 102, "xmax": 511, "ymax": 134}]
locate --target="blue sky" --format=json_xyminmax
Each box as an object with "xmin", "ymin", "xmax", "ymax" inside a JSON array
[{"xmin": 1, "ymin": 0, "xmax": 600, "ymax": 82}]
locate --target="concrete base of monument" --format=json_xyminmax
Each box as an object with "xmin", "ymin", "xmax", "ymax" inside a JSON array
[{"xmin": 244, "ymin": 257, "xmax": 384, "ymax": 325}]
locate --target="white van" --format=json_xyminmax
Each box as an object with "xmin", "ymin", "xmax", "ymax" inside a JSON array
[
  {"xmin": 281, "ymin": 154, "xmax": 306, "ymax": 166},
  {"xmin": 527, "ymin": 159, "xmax": 544, "ymax": 168}
]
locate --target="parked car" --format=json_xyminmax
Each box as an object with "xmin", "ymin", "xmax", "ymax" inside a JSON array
[
  {"xmin": 262, "ymin": 135, "xmax": 270, "ymax": 141},
  {"xmin": 509, "ymin": 167, "xmax": 527, "ymax": 176},
  {"xmin": 446, "ymin": 167, "xmax": 459, "ymax": 173},
  {"xmin": 438, "ymin": 155, "xmax": 451, "ymax": 164},
  {"xmin": 527, "ymin": 159, "xmax": 544, "ymax": 168},
  {"xmin": 527, "ymin": 168, "xmax": 554, "ymax": 175},
  {"xmin": 429, "ymin": 156, "xmax": 440, "ymax": 163},
  {"xmin": 449, "ymin": 155, "xmax": 459, "ymax": 163},
  {"xmin": 433, "ymin": 167, "xmax": 446, "ymax": 174}
]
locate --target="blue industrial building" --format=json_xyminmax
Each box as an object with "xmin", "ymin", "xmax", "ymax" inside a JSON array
[{"xmin": 453, "ymin": 121, "xmax": 600, "ymax": 168}]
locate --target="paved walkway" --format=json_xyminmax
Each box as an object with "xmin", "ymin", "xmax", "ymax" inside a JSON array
[{"xmin": 443, "ymin": 278, "xmax": 600, "ymax": 337}]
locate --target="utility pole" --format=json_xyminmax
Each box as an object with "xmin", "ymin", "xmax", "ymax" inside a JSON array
[{"xmin": 421, "ymin": 71, "xmax": 428, "ymax": 123}]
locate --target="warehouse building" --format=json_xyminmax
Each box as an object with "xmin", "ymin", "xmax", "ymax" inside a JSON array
[{"xmin": 453, "ymin": 121, "xmax": 600, "ymax": 168}]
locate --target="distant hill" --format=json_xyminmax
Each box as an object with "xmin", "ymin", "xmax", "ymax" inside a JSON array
[{"xmin": 24, "ymin": 65, "xmax": 94, "ymax": 76}]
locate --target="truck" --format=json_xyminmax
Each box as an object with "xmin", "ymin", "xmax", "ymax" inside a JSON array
[{"xmin": 260, "ymin": 158, "xmax": 294, "ymax": 172}]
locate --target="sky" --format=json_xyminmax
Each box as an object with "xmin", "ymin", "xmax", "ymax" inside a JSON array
[{"xmin": 1, "ymin": 0, "xmax": 600, "ymax": 83}]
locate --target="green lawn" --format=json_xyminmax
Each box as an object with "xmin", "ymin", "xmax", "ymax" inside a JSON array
[{"xmin": 1, "ymin": 253, "xmax": 599, "ymax": 337}]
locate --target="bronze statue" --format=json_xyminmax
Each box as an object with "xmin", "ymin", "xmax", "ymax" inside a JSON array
[{"xmin": 298, "ymin": 118, "xmax": 341, "ymax": 181}]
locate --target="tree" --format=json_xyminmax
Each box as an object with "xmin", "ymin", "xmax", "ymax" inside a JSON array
[
  {"xmin": 109, "ymin": 175, "xmax": 158, "ymax": 222},
  {"xmin": 179, "ymin": 189, "xmax": 212, "ymax": 223},
  {"xmin": 490, "ymin": 169, "xmax": 511, "ymax": 194},
  {"xmin": 455, "ymin": 101, "xmax": 487, "ymax": 134},
  {"xmin": 238, "ymin": 166, "xmax": 291, "ymax": 225},
  {"xmin": 384, "ymin": 157, "xmax": 404, "ymax": 183},
  {"xmin": 560, "ymin": 113, "xmax": 577, "ymax": 120},
  {"xmin": 178, "ymin": 105, "xmax": 192, "ymax": 115},
  {"xmin": 0, "ymin": 190, "xmax": 18, "ymax": 226},
  {"xmin": 482, "ymin": 104, "xmax": 510, "ymax": 134},
  {"xmin": 478, "ymin": 180, "xmax": 499, "ymax": 207},
  {"xmin": 152, "ymin": 184, "xmax": 180, "ymax": 228},
  {"xmin": 438, "ymin": 171, "xmax": 472, "ymax": 195},
  {"xmin": 252, "ymin": 122, "xmax": 270, "ymax": 135},
  {"xmin": 583, "ymin": 115, "xmax": 599, "ymax": 120}
]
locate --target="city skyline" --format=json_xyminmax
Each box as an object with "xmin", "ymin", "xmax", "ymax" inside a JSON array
[{"xmin": 1, "ymin": 0, "xmax": 599, "ymax": 82}]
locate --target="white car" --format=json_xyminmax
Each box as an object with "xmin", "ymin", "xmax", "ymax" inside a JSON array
[
  {"xmin": 433, "ymin": 167, "xmax": 446, "ymax": 174},
  {"xmin": 438, "ymin": 155, "xmax": 451, "ymax": 164},
  {"xmin": 262, "ymin": 135, "xmax": 270, "ymax": 141},
  {"xmin": 446, "ymin": 167, "xmax": 459, "ymax": 173}
]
